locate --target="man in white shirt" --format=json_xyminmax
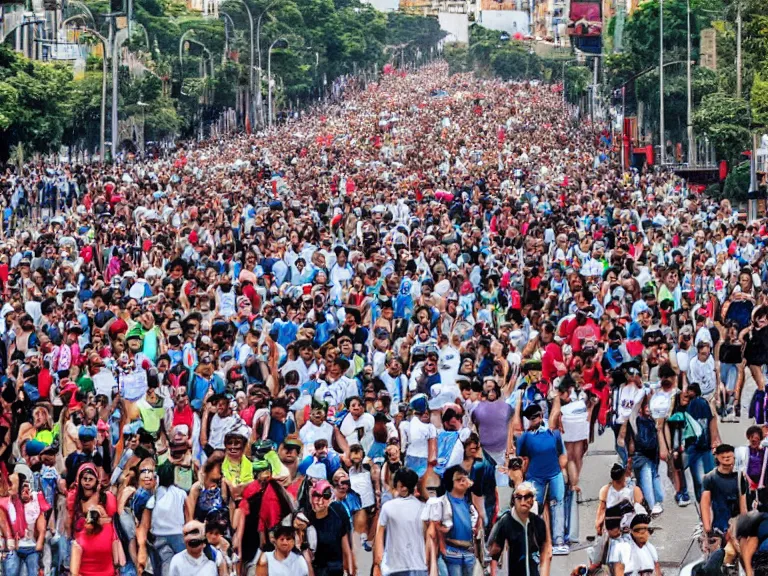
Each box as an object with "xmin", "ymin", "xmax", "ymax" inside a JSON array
[
  {"xmin": 169, "ymin": 521, "xmax": 226, "ymax": 576},
  {"xmin": 373, "ymin": 468, "xmax": 427, "ymax": 576}
]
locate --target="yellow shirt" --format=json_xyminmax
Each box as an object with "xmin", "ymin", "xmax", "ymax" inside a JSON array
[{"xmin": 222, "ymin": 455, "xmax": 254, "ymax": 486}]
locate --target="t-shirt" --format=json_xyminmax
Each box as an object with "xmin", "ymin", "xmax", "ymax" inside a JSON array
[
  {"xmin": 488, "ymin": 509, "xmax": 548, "ymax": 576},
  {"xmin": 378, "ymin": 496, "xmax": 427, "ymax": 575},
  {"xmin": 702, "ymin": 469, "xmax": 748, "ymax": 532},
  {"xmin": 612, "ymin": 539, "xmax": 658, "ymax": 575},
  {"xmin": 311, "ymin": 501, "xmax": 350, "ymax": 571},
  {"xmin": 168, "ymin": 548, "xmax": 222, "ymax": 576},
  {"xmin": 471, "ymin": 399, "xmax": 512, "ymax": 453},
  {"xmin": 541, "ymin": 342, "xmax": 564, "ymax": 383},
  {"xmin": 517, "ymin": 428, "xmax": 564, "ymax": 480},
  {"xmin": 616, "ymin": 385, "xmax": 647, "ymax": 424},
  {"xmin": 151, "ymin": 485, "xmax": 187, "ymax": 536},
  {"xmin": 402, "ymin": 417, "xmax": 437, "ymax": 458},
  {"xmin": 263, "ymin": 551, "xmax": 309, "ymax": 576},
  {"xmin": 299, "ymin": 421, "xmax": 335, "ymax": 454}
]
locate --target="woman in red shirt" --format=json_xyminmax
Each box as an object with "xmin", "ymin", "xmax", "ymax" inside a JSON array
[{"xmin": 68, "ymin": 464, "xmax": 124, "ymax": 576}]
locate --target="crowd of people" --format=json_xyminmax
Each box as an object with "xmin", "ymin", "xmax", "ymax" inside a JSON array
[{"xmin": 0, "ymin": 59, "xmax": 766, "ymax": 576}]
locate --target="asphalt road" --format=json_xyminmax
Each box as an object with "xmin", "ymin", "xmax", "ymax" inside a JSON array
[{"xmin": 352, "ymin": 379, "xmax": 756, "ymax": 576}]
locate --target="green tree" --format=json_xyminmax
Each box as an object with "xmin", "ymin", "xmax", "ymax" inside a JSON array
[
  {"xmin": 751, "ymin": 73, "xmax": 768, "ymax": 127},
  {"xmin": 0, "ymin": 46, "xmax": 75, "ymax": 161},
  {"xmin": 565, "ymin": 66, "xmax": 591, "ymax": 105}
]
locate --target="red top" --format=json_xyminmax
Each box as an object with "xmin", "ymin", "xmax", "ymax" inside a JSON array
[
  {"xmin": 172, "ymin": 405, "xmax": 194, "ymax": 433},
  {"xmin": 239, "ymin": 481, "xmax": 288, "ymax": 532},
  {"xmin": 75, "ymin": 492, "xmax": 118, "ymax": 576}
]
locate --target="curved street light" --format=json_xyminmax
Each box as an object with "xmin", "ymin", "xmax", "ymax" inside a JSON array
[{"xmin": 221, "ymin": 0, "xmax": 254, "ymax": 127}]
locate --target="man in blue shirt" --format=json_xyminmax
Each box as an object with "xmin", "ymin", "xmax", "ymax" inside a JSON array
[
  {"xmin": 517, "ymin": 404, "xmax": 568, "ymax": 555},
  {"xmin": 684, "ymin": 382, "xmax": 721, "ymax": 502}
]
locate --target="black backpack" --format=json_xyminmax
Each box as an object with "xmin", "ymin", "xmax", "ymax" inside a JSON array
[{"xmin": 633, "ymin": 416, "xmax": 658, "ymax": 455}]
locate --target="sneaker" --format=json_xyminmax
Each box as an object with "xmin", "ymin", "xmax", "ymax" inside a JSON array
[
  {"xmin": 552, "ymin": 544, "xmax": 570, "ymax": 555},
  {"xmin": 651, "ymin": 503, "xmax": 663, "ymax": 516},
  {"xmin": 676, "ymin": 493, "xmax": 691, "ymax": 507},
  {"xmin": 362, "ymin": 541, "xmax": 372, "ymax": 552}
]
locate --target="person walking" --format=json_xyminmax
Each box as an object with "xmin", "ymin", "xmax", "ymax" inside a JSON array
[
  {"xmin": 372, "ymin": 467, "xmax": 427, "ymax": 576},
  {"xmin": 488, "ymin": 482, "xmax": 552, "ymax": 576}
]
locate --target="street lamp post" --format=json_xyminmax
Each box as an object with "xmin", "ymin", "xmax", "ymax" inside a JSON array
[
  {"xmin": 268, "ymin": 37, "xmax": 287, "ymax": 128},
  {"xmin": 686, "ymin": 0, "xmax": 695, "ymax": 165},
  {"xmin": 222, "ymin": 0, "xmax": 254, "ymax": 128},
  {"xmin": 659, "ymin": 0, "xmax": 665, "ymax": 165},
  {"xmin": 220, "ymin": 12, "xmax": 236, "ymax": 65},
  {"xmin": 181, "ymin": 33, "xmax": 214, "ymax": 140},
  {"xmin": 105, "ymin": 13, "xmax": 124, "ymax": 162}
]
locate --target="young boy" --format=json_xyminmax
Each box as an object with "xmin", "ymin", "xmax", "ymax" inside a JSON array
[{"xmin": 255, "ymin": 525, "xmax": 309, "ymax": 576}]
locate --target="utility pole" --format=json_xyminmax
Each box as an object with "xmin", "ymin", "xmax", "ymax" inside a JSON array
[
  {"xmin": 659, "ymin": 0, "xmax": 665, "ymax": 165},
  {"xmin": 686, "ymin": 0, "xmax": 695, "ymax": 165},
  {"xmin": 111, "ymin": 16, "xmax": 119, "ymax": 161},
  {"xmin": 736, "ymin": 3, "xmax": 742, "ymax": 99}
]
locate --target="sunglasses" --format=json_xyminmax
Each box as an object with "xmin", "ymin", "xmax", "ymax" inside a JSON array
[
  {"xmin": 311, "ymin": 489, "xmax": 333, "ymax": 500},
  {"xmin": 139, "ymin": 468, "xmax": 155, "ymax": 475},
  {"xmin": 186, "ymin": 539, "xmax": 206, "ymax": 547},
  {"xmin": 337, "ymin": 480, "xmax": 351, "ymax": 487},
  {"xmin": 514, "ymin": 494, "xmax": 535, "ymax": 501}
]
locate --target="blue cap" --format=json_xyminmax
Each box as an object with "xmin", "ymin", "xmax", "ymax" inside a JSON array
[
  {"xmin": 25, "ymin": 439, "xmax": 47, "ymax": 456},
  {"xmin": 78, "ymin": 425, "xmax": 97, "ymax": 441},
  {"xmin": 409, "ymin": 393, "xmax": 429, "ymax": 414}
]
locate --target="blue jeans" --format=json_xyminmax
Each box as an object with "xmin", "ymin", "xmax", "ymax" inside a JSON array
[
  {"xmin": 633, "ymin": 457, "xmax": 664, "ymax": 509},
  {"xmin": 3, "ymin": 546, "xmax": 40, "ymax": 576},
  {"xmin": 441, "ymin": 556, "xmax": 475, "ymax": 576},
  {"xmin": 612, "ymin": 423, "xmax": 628, "ymax": 467},
  {"xmin": 530, "ymin": 472, "xmax": 566, "ymax": 546},
  {"xmin": 685, "ymin": 447, "xmax": 715, "ymax": 502},
  {"xmin": 150, "ymin": 534, "xmax": 186, "ymax": 576},
  {"xmin": 721, "ymin": 363, "xmax": 739, "ymax": 391}
]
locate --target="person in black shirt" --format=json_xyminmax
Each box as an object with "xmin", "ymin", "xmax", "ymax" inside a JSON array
[
  {"xmin": 308, "ymin": 479, "xmax": 353, "ymax": 576},
  {"xmin": 488, "ymin": 482, "xmax": 551, "ymax": 576},
  {"xmin": 701, "ymin": 444, "xmax": 747, "ymax": 534}
]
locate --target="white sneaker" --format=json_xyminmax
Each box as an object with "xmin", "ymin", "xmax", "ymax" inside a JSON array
[
  {"xmin": 651, "ymin": 503, "xmax": 663, "ymax": 516},
  {"xmin": 552, "ymin": 544, "xmax": 570, "ymax": 555}
]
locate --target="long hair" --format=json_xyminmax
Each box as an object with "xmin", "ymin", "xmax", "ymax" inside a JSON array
[{"xmin": 68, "ymin": 463, "xmax": 107, "ymax": 534}]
